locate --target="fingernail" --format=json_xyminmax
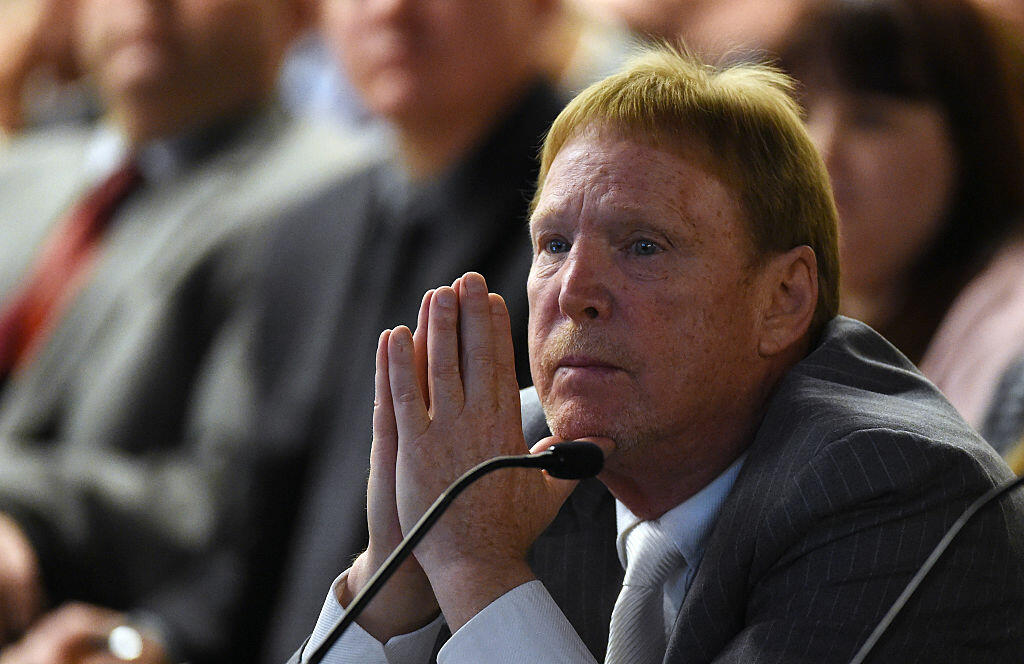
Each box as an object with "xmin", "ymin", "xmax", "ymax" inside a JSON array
[
  {"xmin": 436, "ymin": 288, "xmax": 455, "ymax": 309},
  {"xmin": 392, "ymin": 328, "xmax": 411, "ymax": 349},
  {"xmin": 467, "ymin": 274, "xmax": 485, "ymax": 295}
]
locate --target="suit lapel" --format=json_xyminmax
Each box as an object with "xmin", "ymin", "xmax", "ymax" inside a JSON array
[
  {"xmin": 665, "ymin": 373, "xmax": 811, "ymax": 663},
  {"xmin": 664, "ymin": 463, "xmax": 757, "ymax": 662},
  {"xmin": 0, "ymin": 130, "xmax": 93, "ymax": 299},
  {"xmin": 521, "ymin": 389, "xmax": 622, "ymax": 661},
  {"xmin": 530, "ymin": 478, "xmax": 620, "ymax": 661}
]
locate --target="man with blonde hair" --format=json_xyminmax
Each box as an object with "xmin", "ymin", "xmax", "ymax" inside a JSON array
[{"xmin": 293, "ymin": 46, "xmax": 1024, "ymax": 663}]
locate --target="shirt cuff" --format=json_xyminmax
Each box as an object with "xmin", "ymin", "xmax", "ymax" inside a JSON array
[
  {"xmin": 438, "ymin": 580, "xmax": 597, "ymax": 664},
  {"xmin": 303, "ymin": 571, "xmax": 445, "ymax": 664}
]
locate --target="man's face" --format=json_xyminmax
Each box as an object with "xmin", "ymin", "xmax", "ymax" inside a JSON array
[
  {"xmin": 75, "ymin": 0, "xmax": 286, "ymax": 117},
  {"xmin": 323, "ymin": 0, "xmax": 539, "ymax": 124},
  {"xmin": 527, "ymin": 129, "xmax": 769, "ymax": 460}
]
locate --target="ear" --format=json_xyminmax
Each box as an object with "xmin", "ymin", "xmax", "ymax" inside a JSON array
[{"xmin": 757, "ymin": 245, "xmax": 818, "ymax": 358}]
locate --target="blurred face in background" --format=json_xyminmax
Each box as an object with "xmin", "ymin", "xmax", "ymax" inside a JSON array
[
  {"xmin": 577, "ymin": 0, "xmax": 697, "ymax": 39},
  {"xmin": 75, "ymin": 0, "xmax": 300, "ymax": 138},
  {"xmin": 322, "ymin": 0, "xmax": 544, "ymax": 127},
  {"xmin": 802, "ymin": 82, "xmax": 957, "ymax": 318},
  {"xmin": 973, "ymin": 0, "xmax": 1024, "ymax": 35}
]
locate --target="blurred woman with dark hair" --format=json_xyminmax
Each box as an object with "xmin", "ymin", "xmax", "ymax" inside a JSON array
[{"xmin": 777, "ymin": 0, "xmax": 1024, "ymax": 455}]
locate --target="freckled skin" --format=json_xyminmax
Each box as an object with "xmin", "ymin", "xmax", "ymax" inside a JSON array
[{"xmin": 527, "ymin": 128, "xmax": 782, "ymax": 514}]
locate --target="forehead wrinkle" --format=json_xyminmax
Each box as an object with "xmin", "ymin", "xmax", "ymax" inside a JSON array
[{"xmin": 533, "ymin": 134, "xmax": 742, "ymax": 246}]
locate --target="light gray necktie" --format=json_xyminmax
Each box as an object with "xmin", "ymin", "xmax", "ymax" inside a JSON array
[{"xmin": 605, "ymin": 520, "xmax": 684, "ymax": 664}]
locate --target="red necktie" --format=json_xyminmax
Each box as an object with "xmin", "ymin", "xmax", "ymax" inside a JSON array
[{"xmin": 0, "ymin": 160, "xmax": 142, "ymax": 379}]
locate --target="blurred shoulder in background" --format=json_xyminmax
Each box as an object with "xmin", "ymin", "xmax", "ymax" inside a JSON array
[{"xmin": 0, "ymin": 0, "xmax": 374, "ymax": 661}]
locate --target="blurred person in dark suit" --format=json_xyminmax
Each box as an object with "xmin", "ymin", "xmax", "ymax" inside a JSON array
[
  {"xmin": 776, "ymin": 0, "xmax": 1024, "ymax": 453},
  {"xmin": 0, "ymin": 0, "xmax": 372, "ymax": 661},
  {"xmin": 576, "ymin": 0, "xmax": 810, "ymax": 60},
  {"xmin": 249, "ymin": 0, "xmax": 567, "ymax": 660}
]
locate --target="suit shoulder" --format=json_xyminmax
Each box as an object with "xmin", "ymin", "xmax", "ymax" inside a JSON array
[
  {"xmin": 0, "ymin": 124, "xmax": 93, "ymax": 173},
  {"xmin": 206, "ymin": 113, "xmax": 386, "ymax": 227},
  {"xmin": 258, "ymin": 115, "xmax": 387, "ymax": 187},
  {"xmin": 744, "ymin": 317, "xmax": 1013, "ymax": 519},
  {"xmin": 763, "ymin": 318, "xmax": 987, "ymax": 455}
]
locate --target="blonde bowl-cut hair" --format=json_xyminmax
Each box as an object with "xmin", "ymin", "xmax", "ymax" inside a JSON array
[{"xmin": 531, "ymin": 44, "xmax": 840, "ymax": 337}]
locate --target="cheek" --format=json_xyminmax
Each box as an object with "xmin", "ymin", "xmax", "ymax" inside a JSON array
[
  {"xmin": 895, "ymin": 144, "xmax": 956, "ymax": 236},
  {"xmin": 650, "ymin": 281, "xmax": 757, "ymax": 362},
  {"xmin": 72, "ymin": 5, "xmax": 106, "ymax": 64},
  {"xmin": 526, "ymin": 277, "xmax": 554, "ymax": 373},
  {"xmin": 325, "ymin": 9, "xmax": 385, "ymax": 92},
  {"xmin": 843, "ymin": 139, "xmax": 954, "ymax": 283}
]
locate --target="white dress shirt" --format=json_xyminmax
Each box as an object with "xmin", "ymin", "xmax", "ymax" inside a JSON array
[{"xmin": 305, "ymin": 455, "xmax": 745, "ymax": 664}]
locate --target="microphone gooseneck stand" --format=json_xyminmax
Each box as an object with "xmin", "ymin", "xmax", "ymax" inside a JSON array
[
  {"xmin": 848, "ymin": 472, "xmax": 1024, "ymax": 664},
  {"xmin": 303, "ymin": 437, "xmax": 1024, "ymax": 664},
  {"xmin": 304, "ymin": 440, "xmax": 604, "ymax": 664}
]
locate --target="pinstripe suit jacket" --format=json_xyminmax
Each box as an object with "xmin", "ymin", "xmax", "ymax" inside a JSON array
[
  {"xmin": 526, "ymin": 316, "xmax": 1024, "ymax": 663},
  {"xmin": 288, "ymin": 316, "xmax": 1024, "ymax": 663}
]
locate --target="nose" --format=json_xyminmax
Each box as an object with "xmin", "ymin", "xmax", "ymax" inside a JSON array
[{"xmin": 557, "ymin": 243, "xmax": 613, "ymax": 322}]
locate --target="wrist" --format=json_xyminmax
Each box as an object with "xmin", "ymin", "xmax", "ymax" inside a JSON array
[
  {"xmin": 341, "ymin": 551, "xmax": 440, "ymax": 643},
  {"xmin": 421, "ymin": 554, "xmax": 535, "ymax": 633}
]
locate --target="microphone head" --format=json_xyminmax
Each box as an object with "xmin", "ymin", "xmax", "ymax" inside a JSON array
[{"xmin": 543, "ymin": 441, "xmax": 605, "ymax": 479}]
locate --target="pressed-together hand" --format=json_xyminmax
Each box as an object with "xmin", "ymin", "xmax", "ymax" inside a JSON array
[
  {"xmin": 342, "ymin": 294, "xmax": 440, "ymax": 641},
  {"xmin": 0, "ymin": 603, "xmax": 166, "ymax": 664},
  {"xmin": 386, "ymin": 273, "xmax": 609, "ymax": 631},
  {"xmin": 346, "ymin": 272, "xmax": 611, "ymax": 638},
  {"xmin": 0, "ymin": 513, "xmax": 42, "ymax": 645}
]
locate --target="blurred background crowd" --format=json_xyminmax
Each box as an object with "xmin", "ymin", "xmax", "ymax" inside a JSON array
[{"xmin": 1, "ymin": 0, "xmax": 1023, "ymax": 662}]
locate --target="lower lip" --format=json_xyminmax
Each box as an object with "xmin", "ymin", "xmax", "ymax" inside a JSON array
[{"xmin": 555, "ymin": 365, "xmax": 620, "ymax": 378}]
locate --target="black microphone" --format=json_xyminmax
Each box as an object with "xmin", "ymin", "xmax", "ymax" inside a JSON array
[
  {"xmin": 514, "ymin": 439, "xmax": 605, "ymax": 479},
  {"xmin": 304, "ymin": 440, "xmax": 605, "ymax": 664}
]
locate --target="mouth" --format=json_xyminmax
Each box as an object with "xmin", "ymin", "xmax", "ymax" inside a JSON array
[{"xmin": 556, "ymin": 355, "xmax": 622, "ymax": 373}]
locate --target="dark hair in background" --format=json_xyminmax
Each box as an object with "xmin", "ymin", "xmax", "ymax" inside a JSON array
[{"xmin": 777, "ymin": 0, "xmax": 1024, "ymax": 362}]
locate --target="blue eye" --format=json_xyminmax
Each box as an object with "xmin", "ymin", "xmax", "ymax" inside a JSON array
[
  {"xmin": 545, "ymin": 238, "xmax": 570, "ymax": 254},
  {"xmin": 631, "ymin": 239, "xmax": 660, "ymax": 255}
]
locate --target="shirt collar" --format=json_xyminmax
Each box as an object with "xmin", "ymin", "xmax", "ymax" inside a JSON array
[
  {"xmin": 83, "ymin": 107, "xmax": 268, "ymax": 185},
  {"xmin": 615, "ymin": 453, "xmax": 746, "ymax": 572}
]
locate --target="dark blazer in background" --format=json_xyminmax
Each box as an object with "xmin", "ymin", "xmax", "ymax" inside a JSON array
[
  {"xmin": 0, "ymin": 107, "xmax": 372, "ymax": 663},
  {"xmin": 253, "ymin": 80, "xmax": 567, "ymax": 663}
]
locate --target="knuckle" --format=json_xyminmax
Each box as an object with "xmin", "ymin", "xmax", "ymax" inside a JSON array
[
  {"xmin": 464, "ymin": 341, "xmax": 494, "ymax": 365},
  {"xmin": 467, "ymin": 350, "xmax": 496, "ymax": 372},
  {"xmin": 394, "ymin": 387, "xmax": 421, "ymax": 406},
  {"xmin": 432, "ymin": 358, "xmax": 461, "ymax": 379}
]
